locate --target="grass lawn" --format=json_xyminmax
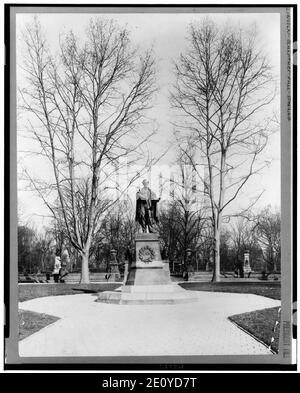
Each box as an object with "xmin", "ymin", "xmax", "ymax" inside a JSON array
[
  {"xmin": 179, "ymin": 281, "xmax": 281, "ymax": 300},
  {"xmin": 229, "ymin": 307, "xmax": 281, "ymax": 353},
  {"xmin": 19, "ymin": 309, "xmax": 60, "ymax": 341},
  {"xmin": 19, "ymin": 283, "xmax": 120, "ymax": 302}
]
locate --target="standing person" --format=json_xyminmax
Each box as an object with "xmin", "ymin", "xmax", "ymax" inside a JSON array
[
  {"xmin": 59, "ymin": 262, "xmax": 69, "ymax": 283},
  {"xmin": 53, "ymin": 250, "xmax": 61, "ymax": 283},
  {"xmin": 125, "ymin": 244, "xmax": 132, "ymax": 264},
  {"xmin": 183, "ymin": 269, "xmax": 189, "ymax": 281}
]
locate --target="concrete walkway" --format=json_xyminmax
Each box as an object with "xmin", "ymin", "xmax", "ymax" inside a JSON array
[{"xmin": 19, "ymin": 291, "xmax": 280, "ymax": 357}]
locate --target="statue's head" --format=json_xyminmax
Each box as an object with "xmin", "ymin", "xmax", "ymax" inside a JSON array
[{"xmin": 142, "ymin": 179, "xmax": 149, "ymax": 187}]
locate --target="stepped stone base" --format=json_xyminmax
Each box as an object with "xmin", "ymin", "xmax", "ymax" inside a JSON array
[
  {"xmin": 97, "ymin": 283, "xmax": 200, "ymax": 305},
  {"xmin": 120, "ymin": 283, "xmax": 200, "ymax": 304},
  {"xmin": 96, "ymin": 233, "xmax": 200, "ymax": 305}
]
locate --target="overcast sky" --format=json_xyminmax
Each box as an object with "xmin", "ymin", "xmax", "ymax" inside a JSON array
[{"xmin": 16, "ymin": 11, "xmax": 281, "ymax": 229}]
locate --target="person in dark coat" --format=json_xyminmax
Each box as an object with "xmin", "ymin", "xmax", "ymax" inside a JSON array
[{"xmin": 59, "ymin": 263, "xmax": 68, "ymax": 283}]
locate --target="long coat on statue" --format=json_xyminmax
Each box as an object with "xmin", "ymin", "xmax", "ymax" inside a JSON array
[{"xmin": 135, "ymin": 188, "xmax": 159, "ymax": 232}]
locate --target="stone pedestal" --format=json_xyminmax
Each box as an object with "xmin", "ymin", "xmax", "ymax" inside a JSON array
[
  {"xmin": 109, "ymin": 249, "xmax": 120, "ymax": 281},
  {"xmin": 243, "ymin": 250, "xmax": 251, "ymax": 275},
  {"xmin": 97, "ymin": 233, "xmax": 199, "ymax": 305},
  {"xmin": 125, "ymin": 233, "xmax": 170, "ymax": 285}
]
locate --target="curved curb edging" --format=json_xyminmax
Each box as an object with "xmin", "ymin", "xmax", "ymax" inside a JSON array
[{"xmin": 228, "ymin": 317, "xmax": 277, "ymax": 355}]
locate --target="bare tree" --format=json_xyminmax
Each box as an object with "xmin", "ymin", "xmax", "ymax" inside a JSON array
[
  {"xmin": 230, "ymin": 218, "xmax": 255, "ymax": 258},
  {"xmin": 172, "ymin": 19, "xmax": 276, "ymax": 281},
  {"xmin": 158, "ymin": 146, "xmax": 209, "ymax": 270},
  {"xmin": 228, "ymin": 217, "xmax": 264, "ymax": 273},
  {"xmin": 253, "ymin": 206, "xmax": 281, "ymax": 272},
  {"xmin": 19, "ymin": 17, "xmax": 156, "ymax": 283},
  {"xmin": 93, "ymin": 198, "xmax": 137, "ymax": 269},
  {"xmin": 35, "ymin": 229, "xmax": 55, "ymax": 273},
  {"xmin": 18, "ymin": 224, "xmax": 54, "ymax": 274}
]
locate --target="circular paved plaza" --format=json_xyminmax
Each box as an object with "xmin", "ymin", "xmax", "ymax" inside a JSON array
[{"xmin": 19, "ymin": 291, "xmax": 280, "ymax": 357}]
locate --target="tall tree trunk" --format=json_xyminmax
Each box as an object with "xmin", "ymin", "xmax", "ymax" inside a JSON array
[
  {"xmin": 212, "ymin": 224, "xmax": 221, "ymax": 282},
  {"xmin": 80, "ymin": 251, "xmax": 90, "ymax": 284}
]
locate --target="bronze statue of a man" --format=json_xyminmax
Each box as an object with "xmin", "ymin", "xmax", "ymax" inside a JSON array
[{"xmin": 135, "ymin": 179, "xmax": 160, "ymax": 233}]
